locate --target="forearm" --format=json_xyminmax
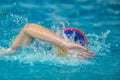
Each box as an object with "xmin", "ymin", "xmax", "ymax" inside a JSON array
[{"xmin": 23, "ymin": 24, "xmax": 67, "ymax": 47}]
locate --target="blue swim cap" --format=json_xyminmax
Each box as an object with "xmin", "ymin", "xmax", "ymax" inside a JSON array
[
  {"xmin": 63, "ymin": 28, "xmax": 88, "ymax": 48},
  {"xmin": 55, "ymin": 28, "xmax": 88, "ymax": 57}
]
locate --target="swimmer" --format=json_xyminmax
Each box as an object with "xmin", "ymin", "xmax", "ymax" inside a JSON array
[{"xmin": 0, "ymin": 23, "xmax": 94, "ymax": 58}]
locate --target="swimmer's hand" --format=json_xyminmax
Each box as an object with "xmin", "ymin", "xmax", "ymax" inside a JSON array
[
  {"xmin": 0, "ymin": 48, "xmax": 15, "ymax": 55},
  {"xmin": 65, "ymin": 43, "xmax": 95, "ymax": 59}
]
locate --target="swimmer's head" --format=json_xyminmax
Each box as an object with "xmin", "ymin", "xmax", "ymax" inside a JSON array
[{"xmin": 55, "ymin": 28, "xmax": 88, "ymax": 57}]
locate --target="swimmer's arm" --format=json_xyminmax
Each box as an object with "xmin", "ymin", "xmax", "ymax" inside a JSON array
[{"xmin": 0, "ymin": 23, "xmax": 94, "ymax": 58}]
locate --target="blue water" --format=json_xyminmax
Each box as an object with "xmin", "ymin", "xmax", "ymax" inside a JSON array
[{"xmin": 0, "ymin": 0, "xmax": 120, "ymax": 80}]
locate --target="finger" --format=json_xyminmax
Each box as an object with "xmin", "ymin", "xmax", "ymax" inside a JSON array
[
  {"xmin": 76, "ymin": 47, "xmax": 95, "ymax": 57},
  {"xmin": 77, "ymin": 53, "xmax": 86, "ymax": 59},
  {"xmin": 78, "ymin": 45, "xmax": 88, "ymax": 51},
  {"xmin": 77, "ymin": 50, "xmax": 95, "ymax": 59},
  {"xmin": 84, "ymin": 51, "xmax": 95, "ymax": 57},
  {"xmin": 72, "ymin": 43, "xmax": 88, "ymax": 51},
  {"xmin": 83, "ymin": 52, "xmax": 94, "ymax": 58}
]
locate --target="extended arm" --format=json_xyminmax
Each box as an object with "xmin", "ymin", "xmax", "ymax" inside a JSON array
[{"xmin": 1, "ymin": 23, "xmax": 94, "ymax": 58}]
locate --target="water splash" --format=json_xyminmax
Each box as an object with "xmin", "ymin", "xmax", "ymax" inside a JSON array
[
  {"xmin": 0, "ymin": 29, "xmax": 111, "ymax": 66},
  {"xmin": 9, "ymin": 13, "xmax": 28, "ymax": 25},
  {"xmin": 0, "ymin": 4, "xmax": 112, "ymax": 66},
  {"xmin": 87, "ymin": 30, "xmax": 111, "ymax": 56}
]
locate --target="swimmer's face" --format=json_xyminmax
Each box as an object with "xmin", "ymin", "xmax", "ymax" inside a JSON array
[{"xmin": 55, "ymin": 46, "xmax": 67, "ymax": 57}]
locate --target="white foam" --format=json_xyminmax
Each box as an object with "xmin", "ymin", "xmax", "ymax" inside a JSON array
[
  {"xmin": 0, "ymin": 21, "xmax": 111, "ymax": 66},
  {"xmin": 87, "ymin": 30, "xmax": 111, "ymax": 56},
  {"xmin": 0, "ymin": 38, "xmax": 93, "ymax": 66}
]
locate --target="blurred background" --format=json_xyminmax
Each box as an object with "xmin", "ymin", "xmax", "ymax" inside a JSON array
[{"xmin": 0, "ymin": 0, "xmax": 120, "ymax": 80}]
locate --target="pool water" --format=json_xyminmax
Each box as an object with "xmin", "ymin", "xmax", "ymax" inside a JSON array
[{"xmin": 0, "ymin": 0, "xmax": 120, "ymax": 80}]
